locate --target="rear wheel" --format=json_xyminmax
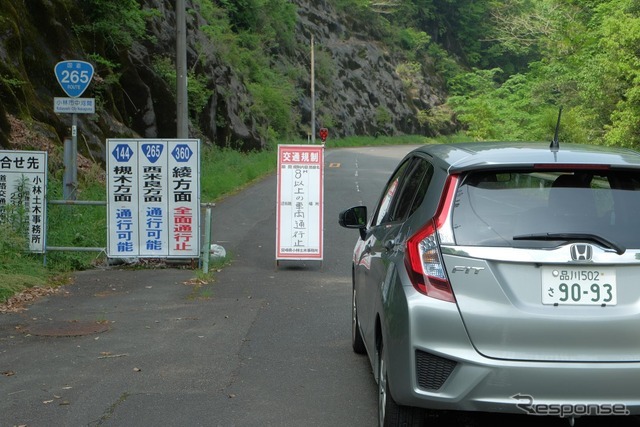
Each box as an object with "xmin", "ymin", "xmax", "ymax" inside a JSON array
[
  {"xmin": 378, "ymin": 341, "xmax": 424, "ymax": 427},
  {"xmin": 352, "ymin": 284, "xmax": 366, "ymax": 354}
]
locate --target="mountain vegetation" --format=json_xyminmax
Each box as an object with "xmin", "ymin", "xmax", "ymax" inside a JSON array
[
  {"xmin": 356, "ymin": 0, "xmax": 640, "ymax": 147},
  {"xmin": 1, "ymin": 0, "xmax": 639, "ymax": 155},
  {"xmin": 445, "ymin": 0, "xmax": 640, "ymax": 147}
]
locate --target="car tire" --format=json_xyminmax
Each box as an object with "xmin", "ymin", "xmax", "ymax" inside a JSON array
[
  {"xmin": 378, "ymin": 341, "xmax": 423, "ymax": 427},
  {"xmin": 352, "ymin": 284, "xmax": 366, "ymax": 354}
]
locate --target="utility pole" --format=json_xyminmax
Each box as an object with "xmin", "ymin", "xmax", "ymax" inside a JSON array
[
  {"xmin": 310, "ymin": 35, "xmax": 316, "ymax": 144},
  {"xmin": 176, "ymin": 0, "xmax": 188, "ymax": 138}
]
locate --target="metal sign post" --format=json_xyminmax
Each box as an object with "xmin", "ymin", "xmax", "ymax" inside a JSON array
[{"xmin": 54, "ymin": 60, "xmax": 94, "ymax": 201}]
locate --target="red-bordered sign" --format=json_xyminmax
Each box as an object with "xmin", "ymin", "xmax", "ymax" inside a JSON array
[
  {"xmin": 275, "ymin": 144, "xmax": 324, "ymax": 262},
  {"xmin": 319, "ymin": 128, "xmax": 328, "ymax": 142}
]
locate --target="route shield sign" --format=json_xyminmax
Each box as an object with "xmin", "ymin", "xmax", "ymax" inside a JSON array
[
  {"xmin": 142, "ymin": 143, "xmax": 164, "ymax": 164},
  {"xmin": 171, "ymin": 144, "xmax": 193, "ymax": 162},
  {"xmin": 55, "ymin": 60, "xmax": 94, "ymax": 97},
  {"xmin": 111, "ymin": 143, "xmax": 134, "ymax": 162}
]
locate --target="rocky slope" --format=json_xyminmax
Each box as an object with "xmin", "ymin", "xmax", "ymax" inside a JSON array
[{"xmin": 0, "ymin": 0, "xmax": 451, "ymax": 163}]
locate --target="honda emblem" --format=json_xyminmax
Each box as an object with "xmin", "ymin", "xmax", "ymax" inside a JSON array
[{"xmin": 570, "ymin": 244, "xmax": 593, "ymax": 261}]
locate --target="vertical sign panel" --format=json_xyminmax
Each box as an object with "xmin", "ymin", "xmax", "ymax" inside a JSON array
[
  {"xmin": 107, "ymin": 141, "xmax": 139, "ymax": 257},
  {"xmin": 168, "ymin": 140, "xmax": 200, "ymax": 257},
  {"xmin": 276, "ymin": 144, "xmax": 324, "ymax": 261},
  {"xmin": 107, "ymin": 139, "xmax": 200, "ymax": 258},
  {"xmin": 139, "ymin": 141, "xmax": 168, "ymax": 257},
  {"xmin": 0, "ymin": 150, "xmax": 47, "ymax": 253}
]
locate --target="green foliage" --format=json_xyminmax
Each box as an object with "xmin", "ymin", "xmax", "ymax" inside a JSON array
[
  {"xmin": 374, "ymin": 106, "xmax": 392, "ymax": 129},
  {"xmin": 0, "ymin": 215, "xmax": 29, "ymax": 263},
  {"xmin": 198, "ymin": 0, "xmax": 296, "ymax": 64},
  {"xmin": 591, "ymin": 0, "xmax": 640, "ymax": 147},
  {"xmin": 1, "ymin": 175, "xmax": 30, "ymax": 238},
  {"xmin": 200, "ymin": 145, "xmax": 277, "ymax": 201},
  {"xmin": 314, "ymin": 49, "xmax": 337, "ymax": 88},
  {"xmin": 197, "ymin": 1, "xmax": 241, "ymax": 66},
  {"xmin": 194, "ymin": 0, "xmax": 298, "ymax": 141},
  {"xmin": 0, "ymin": 274, "xmax": 47, "ymax": 302},
  {"xmin": 43, "ymin": 169, "xmax": 107, "ymax": 272},
  {"xmin": 397, "ymin": 28, "xmax": 431, "ymax": 60},
  {"xmin": 85, "ymin": 53, "xmax": 121, "ymax": 115},
  {"xmin": 332, "ymin": 0, "xmax": 382, "ymax": 22},
  {"xmin": 0, "ymin": 75, "xmax": 25, "ymax": 89},
  {"xmin": 445, "ymin": 0, "xmax": 640, "ymax": 148},
  {"xmin": 75, "ymin": 0, "xmax": 157, "ymax": 52},
  {"xmin": 417, "ymin": 105, "xmax": 454, "ymax": 136},
  {"xmin": 448, "ymin": 69, "xmax": 551, "ymax": 141},
  {"xmin": 425, "ymin": 43, "xmax": 464, "ymax": 88},
  {"xmin": 396, "ymin": 62, "xmax": 422, "ymax": 90},
  {"xmin": 387, "ymin": 0, "xmax": 497, "ymax": 67},
  {"xmin": 247, "ymin": 68, "xmax": 299, "ymax": 141},
  {"xmin": 152, "ymin": 56, "xmax": 212, "ymax": 116},
  {"xmin": 0, "ymin": 179, "xmax": 48, "ymax": 300}
]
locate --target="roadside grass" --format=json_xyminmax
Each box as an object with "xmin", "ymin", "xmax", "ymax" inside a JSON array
[
  {"xmin": 200, "ymin": 146, "xmax": 278, "ymax": 202},
  {"xmin": 0, "ymin": 135, "xmax": 456, "ymax": 303},
  {"xmin": 186, "ymin": 251, "xmax": 232, "ymax": 300}
]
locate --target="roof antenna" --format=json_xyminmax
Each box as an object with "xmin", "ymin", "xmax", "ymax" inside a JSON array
[{"xmin": 550, "ymin": 106, "xmax": 563, "ymax": 152}]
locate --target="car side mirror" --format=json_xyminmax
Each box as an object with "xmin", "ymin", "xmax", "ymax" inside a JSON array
[{"xmin": 339, "ymin": 206, "xmax": 367, "ymax": 240}]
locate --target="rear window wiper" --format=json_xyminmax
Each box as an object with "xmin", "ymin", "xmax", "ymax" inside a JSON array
[{"xmin": 513, "ymin": 233, "xmax": 626, "ymax": 255}]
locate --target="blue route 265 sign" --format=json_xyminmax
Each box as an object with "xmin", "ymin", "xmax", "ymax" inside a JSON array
[
  {"xmin": 142, "ymin": 143, "xmax": 164, "ymax": 164},
  {"xmin": 54, "ymin": 60, "xmax": 94, "ymax": 98}
]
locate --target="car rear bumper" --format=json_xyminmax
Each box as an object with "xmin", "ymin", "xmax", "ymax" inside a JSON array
[
  {"xmin": 386, "ymin": 290, "xmax": 640, "ymax": 415},
  {"xmin": 405, "ymin": 349, "xmax": 640, "ymax": 415}
]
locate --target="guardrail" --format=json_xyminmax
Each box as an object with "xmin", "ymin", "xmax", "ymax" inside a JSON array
[{"xmin": 46, "ymin": 200, "xmax": 107, "ymax": 253}]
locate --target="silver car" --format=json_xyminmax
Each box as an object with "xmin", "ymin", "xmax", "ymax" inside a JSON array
[{"xmin": 339, "ymin": 141, "xmax": 640, "ymax": 426}]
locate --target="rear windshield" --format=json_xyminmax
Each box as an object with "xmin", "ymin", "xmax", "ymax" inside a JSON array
[{"xmin": 451, "ymin": 170, "xmax": 640, "ymax": 249}]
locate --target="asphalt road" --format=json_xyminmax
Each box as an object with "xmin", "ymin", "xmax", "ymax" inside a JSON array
[
  {"xmin": 0, "ymin": 145, "xmax": 412, "ymax": 427},
  {"xmin": 2, "ymin": 145, "xmax": 639, "ymax": 427}
]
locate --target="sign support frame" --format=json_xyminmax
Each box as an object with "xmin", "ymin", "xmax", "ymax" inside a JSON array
[{"xmin": 275, "ymin": 144, "xmax": 324, "ymax": 268}]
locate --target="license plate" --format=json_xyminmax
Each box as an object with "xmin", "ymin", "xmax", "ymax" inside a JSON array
[{"xmin": 541, "ymin": 267, "xmax": 617, "ymax": 306}]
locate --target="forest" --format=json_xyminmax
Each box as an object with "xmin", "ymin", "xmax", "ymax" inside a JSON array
[{"xmin": 349, "ymin": 0, "xmax": 640, "ymax": 146}]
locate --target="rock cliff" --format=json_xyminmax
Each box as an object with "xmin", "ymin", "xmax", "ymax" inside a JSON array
[{"xmin": 0, "ymin": 0, "xmax": 452, "ymax": 163}]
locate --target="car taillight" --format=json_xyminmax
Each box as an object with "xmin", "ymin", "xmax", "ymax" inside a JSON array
[{"xmin": 405, "ymin": 175, "xmax": 458, "ymax": 303}]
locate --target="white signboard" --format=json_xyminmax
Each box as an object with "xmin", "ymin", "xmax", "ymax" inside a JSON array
[
  {"xmin": 276, "ymin": 144, "xmax": 324, "ymax": 261},
  {"xmin": 106, "ymin": 139, "xmax": 200, "ymax": 258},
  {"xmin": 0, "ymin": 150, "xmax": 47, "ymax": 253},
  {"xmin": 54, "ymin": 97, "xmax": 95, "ymax": 114}
]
